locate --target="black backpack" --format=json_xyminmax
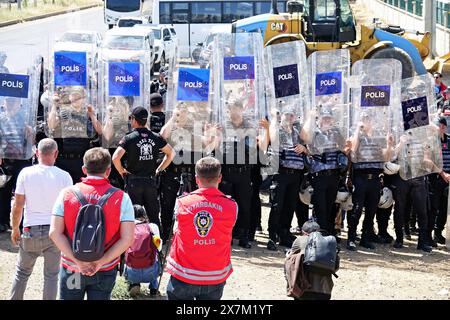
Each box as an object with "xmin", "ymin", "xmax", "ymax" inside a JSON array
[
  {"xmin": 70, "ymin": 186, "xmax": 119, "ymax": 262},
  {"xmin": 303, "ymin": 231, "xmax": 340, "ymax": 277}
]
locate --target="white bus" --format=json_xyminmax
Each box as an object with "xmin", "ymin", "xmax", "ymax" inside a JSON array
[
  {"xmin": 151, "ymin": 0, "xmax": 287, "ymax": 55},
  {"xmin": 104, "ymin": 0, "xmax": 154, "ymax": 29}
]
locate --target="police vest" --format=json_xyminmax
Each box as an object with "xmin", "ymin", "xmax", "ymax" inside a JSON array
[
  {"xmin": 220, "ymin": 125, "xmax": 256, "ymax": 166},
  {"xmin": 167, "ymin": 188, "xmax": 237, "ymax": 285},
  {"xmin": 61, "ymin": 178, "xmax": 123, "ymax": 272},
  {"xmin": 278, "ymin": 127, "xmax": 304, "ymax": 170},
  {"xmin": 309, "ymin": 151, "xmax": 340, "ymax": 173},
  {"xmin": 442, "ymin": 134, "xmax": 450, "ymax": 173},
  {"xmin": 0, "ymin": 114, "xmax": 26, "ymax": 158}
]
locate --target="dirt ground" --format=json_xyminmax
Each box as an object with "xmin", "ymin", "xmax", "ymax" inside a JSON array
[{"xmin": 0, "ymin": 193, "xmax": 449, "ymax": 300}]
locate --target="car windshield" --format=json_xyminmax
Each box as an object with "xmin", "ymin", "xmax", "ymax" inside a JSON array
[
  {"xmin": 118, "ymin": 19, "xmax": 143, "ymax": 27},
  {"xmin": 103, "ymin": 35, "xmax": 144, "ymax": 50},
  {"xmin": 60, "ymin": 33, "xmax": 94, "ymax": 44},
  {"xmin": 151, "ymin": 29, "xmax": 161, "ymax": 40},
  {"xmin": 106, "ymin": 0, "xmax": 140, "ymax": 12}
]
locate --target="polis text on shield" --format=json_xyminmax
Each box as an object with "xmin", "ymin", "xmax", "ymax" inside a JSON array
[
  {"xmin": 115, "ymin": 75, "xmax": 133, "ymax": 83},
  {"xmin": 230, "ymin": 63, "xmax": 248, "ymax": 71},
  {"xmin": 184, "ymin": 81, "xmax": 203, "ymax": 88},
  {"xmin": 278, "ymin": 73, "xmax": 294, "ymax": 81},
  {"xmin": 61, "ymin": 65, "xmax": 80, "ymax": 72},
  {"xmin": 1, "ymin": 80, "xmax": 23, "ymax": 89}
]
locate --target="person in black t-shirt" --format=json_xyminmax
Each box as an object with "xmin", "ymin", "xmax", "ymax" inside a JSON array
[
  {"xmin": 112, "ymin": 107, "xmax": 175, "ymax": 227},
  {"xmin": 149, "ymin": 93, "xmax": 165, "ymax": 134}
]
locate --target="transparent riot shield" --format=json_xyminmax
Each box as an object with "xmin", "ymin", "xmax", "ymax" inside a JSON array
[
  {"xmin": 0, "ymin": 45, "xmax": 40, "ymax": 160},
  {"xmin": 164, "ymin": 44, "xmax": 213, "ymax": 165},
  {"xmin": 211, "ymin": 33, "xmax": 265, "ymax": 165},
  {"xmin": 264, "ymin": 41, "xmax": 310, "ymax": 119},
  {"xmin": 349, "ymin": 59, "xmax": 402, "ymax": 163},
  {"xmin": 396, "ymin": 74, "xmax": 442, "ymax": 180},
  {"xmin": 98, "ymin": 43, "xmax": 151, "ymax": 148},
  {"xmin": 308, "ymin": 49, "xmax": 350, "ymax": 155},
  {"xmin": 45, "ymin": 31, "xmax": 99, "ymax": 140}
]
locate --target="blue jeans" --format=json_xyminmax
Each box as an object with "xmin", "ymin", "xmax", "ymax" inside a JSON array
[
  {"xmin": 124, "ymin": 263, "xmax": 160, "ymax": 289},
  {"xmin": 59, "ymin": 266, "xmax": 117, "ymax": 300},
  {"xmin": 166, "ymin": 276, "xmax": 225, "ymax": 300}
]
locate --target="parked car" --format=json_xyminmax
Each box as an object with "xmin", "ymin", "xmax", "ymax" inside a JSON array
[
  {"xmin": 100, "ymin": 27, "xmax": 155, "ymax": 76},
  {"xmin": 116, "ymin": 16, "xmax": 150, "ymax": 28},
  {"xmin": 133, "ymin": 24, "xmax": 177, "ymax": 71},
  {"xmin": 192, "ymin": 26, "xmax": 229, "ymax": 68},
  {"xmin": 54, "ymin": 30, "xmax": 102, "ymax": 53}
]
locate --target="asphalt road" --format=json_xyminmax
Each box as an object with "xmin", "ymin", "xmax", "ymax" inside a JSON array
[{"xmin": 0, "ymin": 7, "xmax": 106, "ymax": 72}]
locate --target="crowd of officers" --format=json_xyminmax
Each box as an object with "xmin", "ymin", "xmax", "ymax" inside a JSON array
[{"xmin": 0, "ymin": 66, "xmax": 449, "ymax": 256}]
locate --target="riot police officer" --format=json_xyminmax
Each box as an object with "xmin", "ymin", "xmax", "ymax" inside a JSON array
[
  {"xmin": 347, "ymin": 113, "xmax": 394, "ymax": 251},
  {"xmin": 305, "ymin": 108, "xmax": 349, "ymax": 238},
  {"xmin": 211, "ymin": 100, "xmax": 269, "ymax": 249},
  {"xmin": 150, "ymin": 66, "xmax": 168, "ymax": 99},
  {"xmin": 428, "ymin": 116, "xmax": 450, "ymax": 245},
  {"xmin": 47, "ymin": 86, "xmax": 102, "ymax": 183},
  {"xmin": 112, "ymin": 107, "xmax": 175, "ymax": 227},
  {"xmin": 267, "ymin": 110, "xmax": 307, "ymax": 251}
]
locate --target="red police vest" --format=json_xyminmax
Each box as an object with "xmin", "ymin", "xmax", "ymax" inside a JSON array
[
  {"xmin": 61, "ymin": 177, "xmax": 124, "ymax": 272},
  {"xmin": 166, "ymin": 188, "xmax": 238, "ymax": 285}
]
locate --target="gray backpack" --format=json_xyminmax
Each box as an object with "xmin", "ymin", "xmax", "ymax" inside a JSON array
[{"xmin": 303, "ymin": 231, "xmax": 339, "ymax": 277}]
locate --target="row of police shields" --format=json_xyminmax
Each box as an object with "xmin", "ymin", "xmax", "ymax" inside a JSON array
[{"xmin": 0, "ymin": 33, "xmax": 442, "ymax": 180}]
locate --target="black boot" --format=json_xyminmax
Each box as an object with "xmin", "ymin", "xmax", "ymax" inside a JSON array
[
  {"xmin": 417, "ymin": 241, "xmax": 432, "ymax": 252},
  {"xmin": 238, "ymin": 229, "xmax": 252, "ymax": 249},
  {"xmin": 393, "ymin": 229, "xmax": 403, "ymax": 248},
  {"xmin": 434, "ymin": 230, "xmax": 446, "ymax": 245},
  {"xmin": 359, "ymin": 233, "xmax": 376, "ymax": 249},
  {"xmin": 279, "ymin": 229, "xmax": 296, "ymax": 248}
]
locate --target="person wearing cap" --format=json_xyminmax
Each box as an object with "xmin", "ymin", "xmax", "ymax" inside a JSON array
[
  {"xmin": 428, "ymin": 116, "xmax": 450, "ymax": 245},
  {"xmin": 47, "ymin": 86, "xmax": 102, "ymax": 184},
  {"xmin": 149, "ymin": 93, "xmax": 165, "ymax": 133},
  {"xmin": 287, "ymin": 221, "xmax": 334, "ymax": 300},
  {"xmin": 267, "ymin": 108, "xmax": 308, "ymax": 251},
  {"xmin": 112, "ymin": 107, "xmax": 175, "ymax": 228},
  {"xmin": 302, "ymin": 106, "xmax": 350, "ymax": 240},
  {"xmin": 346, "ymin": 111, "xmax": 394, "ymax": 251},
  {"xmin": 150, "ymin": 66, "xmax": 168, "ymax": 98}
]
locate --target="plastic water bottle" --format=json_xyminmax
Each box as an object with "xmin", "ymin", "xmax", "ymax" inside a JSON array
[{"xmin": 21, "ymin": 227, "xmax": 32, "ymax": 239}]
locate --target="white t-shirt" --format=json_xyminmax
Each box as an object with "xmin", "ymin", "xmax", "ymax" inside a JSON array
[{"xmin": 16, "ymin": 164, "xmax": 73, "ymax": 227}]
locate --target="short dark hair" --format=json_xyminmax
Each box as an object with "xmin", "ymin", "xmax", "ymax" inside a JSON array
[
  {"xmin": 195, "ymin": 157, "xmax": 221, "ymax": 182},
  {"xmin": 434, "ymin": 72, "xmax": 443, "ymax": 78},
  {"xmin": 133, "ymin": 204, "xmax": 148, "ymax": 221},
  {"xmin": 83, "ymin": 148, "xmax": 111, "ymax": 175}
]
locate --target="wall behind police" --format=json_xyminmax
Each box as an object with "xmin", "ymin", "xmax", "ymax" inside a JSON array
[{"xmin": 360, "ymin": 0, "xmax": 450, "ymax": 57}]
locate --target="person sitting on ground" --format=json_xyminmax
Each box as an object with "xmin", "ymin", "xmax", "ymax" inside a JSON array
[
  {"xmin": 124, "ymin": 204, "xmax": 162, "ymax": 298},
  {"xmin": 288, "ymin": 221, "xmax": 334, "ymax": 300}
]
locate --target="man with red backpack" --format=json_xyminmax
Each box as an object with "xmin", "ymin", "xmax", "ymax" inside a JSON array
[
  {"xmin": 124, "ymin": 204, "xmax": 162, "ymax": 297},
  {"xmin": 50, "ymin": 147, "xmax": 135, "ymax": 300}
]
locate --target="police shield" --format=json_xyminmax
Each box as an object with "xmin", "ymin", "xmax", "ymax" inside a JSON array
[
  {"xmin": 211, "ymin": 33, "xmax": 265, "ymax": 165},
  {"xmin": 349, "ymin": 59, "xmax": 402, "ymax": 164},
  {"xmin": 98, "ymin": 41, "xmax": 152, "ymax": 148},
  {"xmin": 0, "ymin": 46, "xmax": 40, "ymax": 160},
  {"xmin": 44, "ymin": 31, "xmax": 100, "ymax": 139},
  {"xmin": 308, "ymin": 49, "xmax": 350, "ymax": 155},
  {"xmin": 164, "ymin": 44, "xmax": 213, "ymax": 164},
  {"xmin": 396, "ymin": 74, "xmax": 442, "ymax": 180},
  {"xmin": 264, "ymin": 41, "xmax": 310, "ymax": 120}
]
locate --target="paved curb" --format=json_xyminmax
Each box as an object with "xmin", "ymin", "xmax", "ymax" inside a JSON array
[{"xmin": 0, "ymin": 3, "xmax": 102, "ymax": 28}]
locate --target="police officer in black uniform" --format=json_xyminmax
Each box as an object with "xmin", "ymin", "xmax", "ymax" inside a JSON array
[
  {"xmin": 428, "ymin": 116, "xmax": 450, "ymax": 245},
  {"xmin": 47, "ymin": 86, "xmax": 102, "ymax": 183},
  {"xmin": 150, "ymin": 66, "xmax": 168, "ymax": 99},
  {"xmin": 112, "ymin": 107, "xmax": 175, "ymax": 227},
  {"xmin": 304, "ymin": 108, "xmax": 349, "ymax": 238},
  {"xmin": 375, "ymin": 170, "xmax": 396, "ymax": 244},
  {"xmin": 149, "ymin": 93, "xmax": 165, "ymax": 133},
  {"xmin": 347, "ymin": 113, "xmax": 394, "ymax": 251},
  {"xmin": 213, "ymin": 100, "xmax": 269, "ymax": 249}
]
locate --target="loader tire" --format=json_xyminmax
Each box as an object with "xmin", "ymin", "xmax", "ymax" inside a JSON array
[{"xmin": 370, "ymin": 47, "xmax": 415, "ymax": 79}]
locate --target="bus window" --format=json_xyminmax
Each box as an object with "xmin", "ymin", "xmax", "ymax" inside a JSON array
[
  {"xmin": 223, "ymin": 2, "xmax": 254, "ymax": 23},
  {"xmin": 255, "ymin": 2, "xmax": 271, "ymax": 15},
  {"xmin": 106, "ymin": 0, "xmax": 140, "ymax": 12},
  {"xmin": 159, "ymin": 2, "xmax": 171, "ymax": 23},
  {"xmin": 191, "ymin": 2, "xmax": 222, "ymax": 23},
  {"xmin": 173, "ymin": 3, "xmax": 189, "ymax": 23}
]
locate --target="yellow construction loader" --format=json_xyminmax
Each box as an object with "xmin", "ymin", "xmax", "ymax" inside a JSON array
[{"xmin": 232, "ymin": 0, "xmax": 450, "ymax": 78}]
